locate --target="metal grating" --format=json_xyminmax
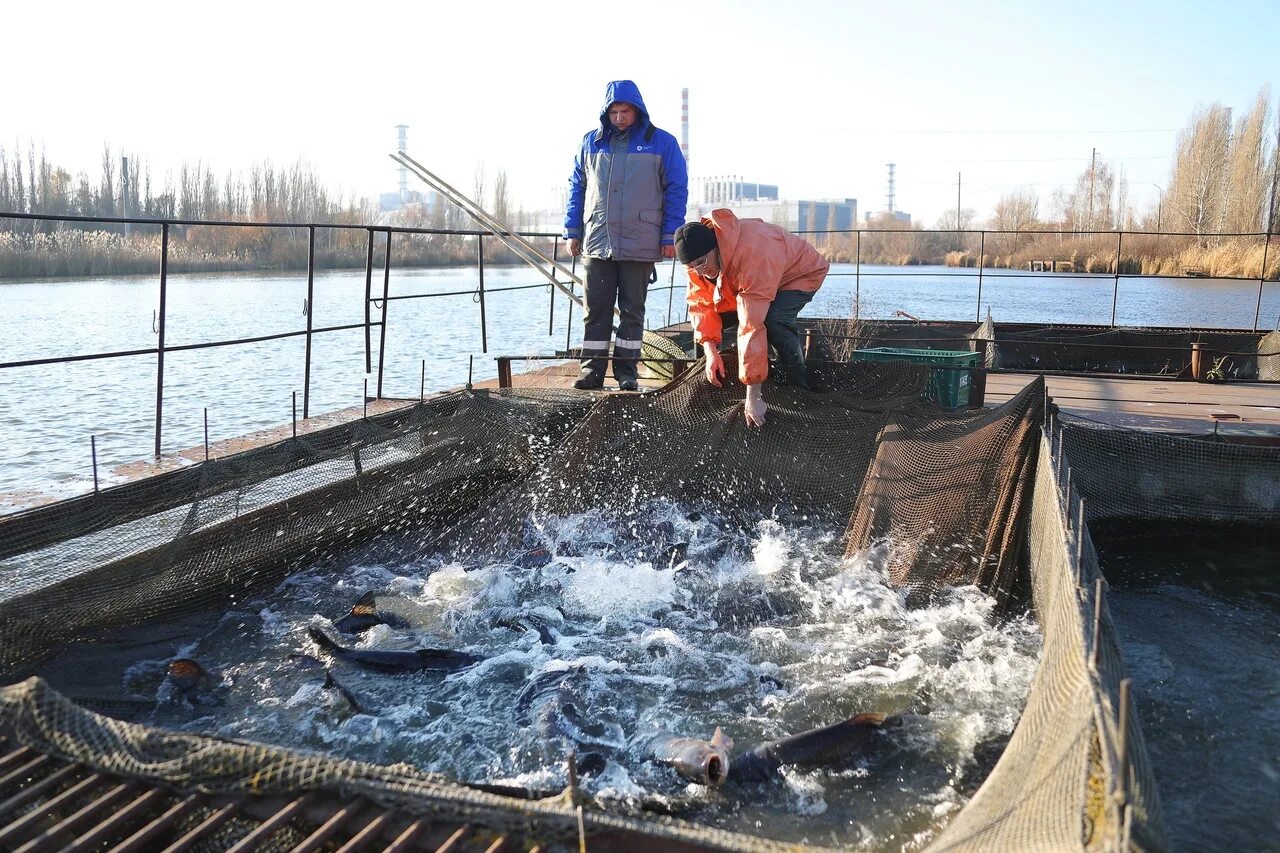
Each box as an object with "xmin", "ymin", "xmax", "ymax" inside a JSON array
[{"xmin": 0, "ymin": 738, "xmax": 538, "ymax": 853}]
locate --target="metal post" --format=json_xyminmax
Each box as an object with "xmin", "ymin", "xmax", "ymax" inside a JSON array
[
  {"xmin": 549, "ymin": 237, "xmax": 559, "ymax": 335},
  {"xmin": 363, "ymin": 228, "xmax": 375, "ymax": 373},
  {"xmin": 303, "ymin": 225, "xmax": 316, "ymax": 419},
  {"xmin": 974, "ymin": 231, "xmax": 985, "ymax": 322},
  {"xmin": 292, "ymin": 392, "xmax": 297, "ymax": 439},
  {"xmin": 855, "ymin": 231, "xmax": 862, "ymax": 312},
  {"xmin": 1110, "ymin": 231, "xmax": 1124, "ymax": 327},
  {"xmin": 566, "ymin": 254, "xmax": 577, "ymax": 354},
  {"xmin": 375, "ymin": 231, "xmax": 392, "ymax": 399},
  {"xmin": 1075, "ymin": 497, "xmax": 1087, "ymax": 563},
  {"xmin": 467, "ymin": 355, "xmax": 474, "ymax": 390},
  {"xmin": 1090, "ymin": 577, "xmax": 1104, "ymax": 671},
  {"xmin": 90, "ymin": 436, "xmax": 99, "ymax": 493},
  {"xmin": 1254, "ymin": 233, "xmax": 1270, "ymax": 331},
  {"xmin": 363, "ymin": 378, "xmax": 368, "ymax": 419},
  {"xmin": 497, "ymin": 357, "xmax": 513, "ymax": 389},
  {"xmin": 476, "ymin": 236, "xmax": 489, "ymax": 353},
  {"xmin": 1116, "ymin": 678, "xmax": 1132, "ymax": 807},
  {"xmin": 666, "ymin": 256, "xmax": 677, "ymax": 326},
  {"xmin": 420, "ymin": 359, "xmax": 426, "ymax": 402},
  {"xmin": 153, "ymin": 223, "xmax": 169, "ymax": 457},
  {"xmin": 203, "ymin": 408, "xmax": 209, "ymax": 461}
]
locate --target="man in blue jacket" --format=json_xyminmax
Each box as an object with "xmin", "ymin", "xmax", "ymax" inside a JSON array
[{"xmin": 564, "ymin": 80, "xmax": 688, "ymax": 391}]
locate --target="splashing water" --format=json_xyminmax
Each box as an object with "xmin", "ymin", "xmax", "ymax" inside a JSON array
[{"xmin": 90, "ymin": 500, "xmax": 1042, "ymax": 849}]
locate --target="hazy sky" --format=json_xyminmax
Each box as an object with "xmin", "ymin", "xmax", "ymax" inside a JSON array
[{"xmin": 4, "ymin": 0, "xmax": 1276, "ymax": 225}]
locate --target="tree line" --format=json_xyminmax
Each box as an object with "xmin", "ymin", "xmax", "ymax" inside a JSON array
[{"xmin": 0, "ymin": 146, "xmax": 533, "ymax": 277}]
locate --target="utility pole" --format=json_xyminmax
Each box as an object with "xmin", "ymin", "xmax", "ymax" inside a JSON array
[{"xmin": 1087, "ymin": 147, "xmax": 1097, "ymax": 233}]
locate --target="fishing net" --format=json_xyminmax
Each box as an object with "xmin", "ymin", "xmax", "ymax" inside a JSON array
[{"xmin": 0, "ymin": 351, "xmax": 1187, "ymax": 851}]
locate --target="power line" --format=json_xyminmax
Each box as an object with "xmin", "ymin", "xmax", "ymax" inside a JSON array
[{"xmin": 821, "ymin": 126, "xmax": 1178, "ymax": 136}]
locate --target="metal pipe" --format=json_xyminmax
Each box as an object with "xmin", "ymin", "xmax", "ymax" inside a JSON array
[
  {"xmin": 1116, "ymin": 678, "xmax": 1132, "ymax": 808},
  {"xmin": 303, "ymin": 226, "xmax": 316, "ymax": 419},
  {"xmin": 497, "ymin": 357, "xmax": 513, "ymax": 389},
  {"xmin": 549, "ymin": 237, "xmax": 559, "ymax": 335},
  {"xmin": 363, "ymin": 379, "xmax": 368, "ymax": 419},
  {"xmin": 382, "ymin": 817, "xmax": 428, "ymax": 853},
  {"xmin": 1091, "ymin": 577, "xmax": 1105, "ymax": 671},
  {"xmin": 566, "ymin": 255, "xmax": 577, "ymax": 353},
  {"xmin": 855, "ymin": 231, "xmax": 862, "ymax": 313},
  {"xmin": 65, "ymin": 788, "xmax": 167, "ymax": 852},
  {"xmin": 331, "ymin": 812, "xmax": 395, "ymax": 853},
  {"xmin": 292, "ymin": 392, "xmax": 297, "ymax": 439},
  {"xmin": 420, "ymin": 359, "xmax": 426, "ymax": 401},
  {"xmin": 363, "ymin": 228, "xmax": 375, "ymax": 373},
  {"xmin": 0, "ymin": 773, "xmax": 108, "ymax": 847},
  {"xmin": 224, "ymin": 794, "xmax": 316, "ymax": 853},
  {"xmin": 477, "ymin": 236, "xmax": 489, "ymax": 353},
  {"xmin": 160, "ymin": 801, "xmax": 241, "ymax": 852},
  {"xmin": 432, "ymin": 825, "xmax": 473, "ymax": 853},
  {"xmin": 1255, "ymin": 233, "xmax": 1271, "ymax": 331},
  {"xmin": 287, "ymin": 798, "xmax": 367, "ymax": 853},
  {"xmin": 375, "ymin": 231, "xmax": 392, "ymax": 399},
  {"xmin": 109, "ymin": 794, "xmax": 204, "ymax": 853},
  {"xmin": 666, "ymin": 257, "xmax": 677, "ymax": 326},
  {"xmin": 0, "ymin": 762, "xmax": 79, "ymax": 820},
  {"xmin": 91, "ymin": 436, "xmax": 99, "ymax": 493},
  {"xmin": 203, "ymin": 409, "xmax": 209, "ymax": 462},
  {"xmin": 153, "ymin": 223, "xmax": 169, "ymax": 457},
  {"xmin": 974, "ymin": 231, "xmax": 985, "ymax": 322},
  {"xmin": 1110, "ymin": 231, "xmax": 1124, "ymax": 327}
]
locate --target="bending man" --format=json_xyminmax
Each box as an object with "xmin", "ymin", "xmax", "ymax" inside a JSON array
[
  {"xmin": 676, "ymin": 210, "xmax": 828, "ymax": 426},
  {"xmin": 564, "ymin": 80, "xmax": 688, "ymax": 391}
]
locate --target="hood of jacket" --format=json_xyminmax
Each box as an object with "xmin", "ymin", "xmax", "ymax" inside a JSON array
[{"xmin": 596, "ymin": 80, "xmax": 651, "ymax": 142}]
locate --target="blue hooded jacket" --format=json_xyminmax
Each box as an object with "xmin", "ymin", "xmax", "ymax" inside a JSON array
[{"xmin": 564, "ymin": 80, "xmax": 689, "ymax": 262}]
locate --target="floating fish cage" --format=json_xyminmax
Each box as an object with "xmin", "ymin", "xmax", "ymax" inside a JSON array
[{"xmin": 1, "ymin": 348, "xmax": 1277, "ymax": 851}]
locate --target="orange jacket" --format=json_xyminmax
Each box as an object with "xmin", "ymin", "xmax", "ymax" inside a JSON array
[{"xmin": 687, "ymin": 209, "xmax": 828, "ymax": 384}]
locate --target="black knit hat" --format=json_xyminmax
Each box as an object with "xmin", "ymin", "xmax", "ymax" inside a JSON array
[{"xmin": 674, "ymin": 222, "xmax": 717, "ymax": 263}]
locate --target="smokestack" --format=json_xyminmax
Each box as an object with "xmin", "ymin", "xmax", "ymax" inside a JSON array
[
  {"xmin": 681, "ymin": 88, "xmax": 690, "ymax": 171},
  {"xmin": 396, "ymin": 124, "xmax": 409, "ymax": 202}
]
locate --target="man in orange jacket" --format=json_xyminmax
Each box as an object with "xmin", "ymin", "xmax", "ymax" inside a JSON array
[{"xmin": 675, "ymin": 210, "xmax": 828, "ymax": 427}]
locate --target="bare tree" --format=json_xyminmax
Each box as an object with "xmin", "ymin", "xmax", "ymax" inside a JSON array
[
  {"xmin": 1167, "ymin": 104, "xmax": 1232, "ymax": 239},
  {"xmin": 1223, "ymin": 88, "xmax": 1271, "ymax": 233}
]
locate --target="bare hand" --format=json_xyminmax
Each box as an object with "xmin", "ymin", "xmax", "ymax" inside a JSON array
[
  {"xmin": 568, "ymin": 238, "xmax": 582, "ymax": 257},
  {"xmin": 703, "ymin": 343, "xmax": 725, "ymax": 387},
  {"xmin": 661, "ymin": 244, "xmax": 675, "ymax": 260},
  {"xmin": 744, "ymin": 384, "xmax": 767, "ymax": 427}
]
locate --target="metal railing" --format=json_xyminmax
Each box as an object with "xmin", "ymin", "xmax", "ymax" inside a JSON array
[
  {"xmin": 2, "ymin": 211, "xmax": 1277, "ymax": 464},
  {"xmin": 792, "ymin": 225, "xmax": 1276, "ymax": 330}
]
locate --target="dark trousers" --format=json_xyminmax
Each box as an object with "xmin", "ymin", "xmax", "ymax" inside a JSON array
[
  {"xmin": 718, "ymin": 289, "xmax": 815, "ymax": 387},
  {"xmin": 580, "ymin": 258, "xmax": 653, "ymax": 382}
]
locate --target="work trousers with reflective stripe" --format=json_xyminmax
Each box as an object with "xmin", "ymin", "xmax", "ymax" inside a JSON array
[
  {"xmin": 579, "ymin": 258, "xmax": 653, "ymax": 382},
  {"xmin": 717, "ymin": 289, "xmax": 815, "ymax": 388}
]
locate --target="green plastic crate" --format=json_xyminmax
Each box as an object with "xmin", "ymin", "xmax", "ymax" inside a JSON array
[{"xmin": 852, "ymin": 347, "xmax": 979, "ymax": 407}]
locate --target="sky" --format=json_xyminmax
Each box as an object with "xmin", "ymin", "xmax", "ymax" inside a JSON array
[{"xmin": 3, "ymin": 0, "xmax": 1277, "ymax": 226}]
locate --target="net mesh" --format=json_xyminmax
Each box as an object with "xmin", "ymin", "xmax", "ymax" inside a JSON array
[{"xmin": 0, "ymin": 353, "xmax": 1219, "ymax": 851}]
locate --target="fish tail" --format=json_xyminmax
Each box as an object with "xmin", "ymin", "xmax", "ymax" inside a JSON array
[{"xmin": 308, "ymin": 626, "xmax": 340, "ymax": 652}]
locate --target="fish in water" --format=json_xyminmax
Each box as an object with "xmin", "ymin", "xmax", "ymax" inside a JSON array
[
  {"xmin": 289, "ymin": 653, "xmax": 374, "ymax": 715},
  {"xmin": 333, "ymin": 591, "xmax": 410, "ymax": 634},
  {"xmin": 307, "ymin": 627, "xmax": 483, "ymax": 674},
  {"xmin": 491, "ymin": 608, "xmax": 559, "ymax": 646},
  {"xmin": 166, "ymin": 658, "xmax": 214, "ymax": 700},
  {"xmin": 730, "ymin": 712, "xmax": 903, "ymax": 783},
  {"xmin": 635, "ymin": 727, "xmax": 734, "ymax": 787},
  {"xmin": 516, "ymin": 666, "xmax": 586, "ymax": 722},
  {"xmin": 516, "ymin": 547, "xmax": 554, "ymax": 570},
  {"xmin": 535, "ymin": 690, "xmax": 626, "ymax": 750}
]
